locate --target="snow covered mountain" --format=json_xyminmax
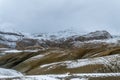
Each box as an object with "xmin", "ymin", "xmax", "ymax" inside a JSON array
[
  {"xmin": 0, "ymin": 30, "xmax": 120, "ymax": 80},
  {"xmin": 0, "ymin": 29, "xmax": 80, "ymax": 48},
  {"xmin": 32, "ymin": 29, "xmax": 83, "ymax": 40},
  {"xmin": 0, "ymin": 31, "xmax": 24, "ymax": 48},
  {"xmin": 16, "ymin": 30, "xmax": 115, "ymax": 49},
  {"xmin": 0, "ymin": 31, "xmax": 24, "ymax": 41},
  {"xmin": 1, "ymin": 29, "xmax": 120, "ymax": 50},
  {"xmin": 0, "ymin": 30, "xmax": 112, "ymax": 49}
]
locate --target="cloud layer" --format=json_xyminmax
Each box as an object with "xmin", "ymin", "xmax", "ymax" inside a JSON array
[{"xmin": 0, "ymin": 0, "xmax": 120, "ymax": 35}]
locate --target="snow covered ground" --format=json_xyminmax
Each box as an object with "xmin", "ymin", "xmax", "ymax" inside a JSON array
[
  {"xmin": 40, "ymin": 54, "xmax": 119, "ymax": 69},
  {"xmin": 25, "ymin": 73, "xmax": 120, "ymax": 80},
  {"xmin": 0, "ymin": 73, "xmax": 120, "ymax": 80},
  {"xmin": 0, "ymin": 49, "xmax": 41, "ymax": 56},
  {"xmin": 0, "ymin": 54, "xmax": 119, "ymax": 80},
  {"xmin": 0, "ymin": 49, "xmax": 40, "ymax": 53},
  {"xmin": 0, "ymin": 68, "xmax": 23, "ymax": 76},
  {"xmin": 3, "ymin": 49, "xmax": 40, "ymax": 53},
  {"xmin": 0, "ymin": 53, "xmax": 119, "ymax": 80},
  {"xmin": 73, "ymin": 36, "xmax": 120, "ymax": 48}
]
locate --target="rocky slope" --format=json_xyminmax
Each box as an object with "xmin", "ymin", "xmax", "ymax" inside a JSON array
[
  {"xmin": 0, "ymin": 46, "xmax": 120, "ymax": 75},
  {"xmin": 0, "ymin": 30, "xmax": 120, "ymax": 80},
  {"xmin": 16, "ymin": 30, "xmax": 113, "ymax": 49},
  {"xmin": 0, "ymin": 30, "xmax": 116, "ymax": 50}
]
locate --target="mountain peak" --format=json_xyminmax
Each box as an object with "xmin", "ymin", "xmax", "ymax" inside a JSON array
[{"xmin": 84, "ymin": 30, "xmax": 112, "ymax": 39}]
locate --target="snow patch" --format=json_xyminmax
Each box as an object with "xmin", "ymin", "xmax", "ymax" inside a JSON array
[
  {"xmin": 4, "ymin": 50, "xmax": 22, "ymax": 53},
  {"xmin": 40, "ymin": 54, "xmax": 119, "ymax": 69},
  {"xmin": 0, "ymin": 68, "xmax": 23, "ymax": 76},
  {"xmin": 71, "ymin": 78, "xmax": 88, "ymax": 80},
  {"xmin": 3, "ymin": 49, "xmax": 40, "ymax": 54}
]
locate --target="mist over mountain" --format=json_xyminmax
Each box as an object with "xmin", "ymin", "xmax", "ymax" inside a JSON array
[{"xmin": 0, "ymin": 0, "xmax": 120, "ymax": 35}]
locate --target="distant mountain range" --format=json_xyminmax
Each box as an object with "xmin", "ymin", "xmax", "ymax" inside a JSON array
[{"xmin": 0, "ymin": 30, "xmax": 117, "ymax": 49}]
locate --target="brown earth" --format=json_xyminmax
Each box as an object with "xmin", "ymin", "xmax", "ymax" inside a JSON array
[{"xmin": 0, "ymin": 42, "xmax": 120, "ymax": 75}]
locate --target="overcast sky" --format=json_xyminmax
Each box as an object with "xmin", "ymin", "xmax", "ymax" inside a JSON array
[{"xmin": 0, "ymin": 0, "xmax": 120, "ymax": 35}]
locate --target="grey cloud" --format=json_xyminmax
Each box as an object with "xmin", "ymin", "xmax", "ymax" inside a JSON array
[{"xmin": 0, "ymin": 0, "xmax": 120, "ymax": 35}]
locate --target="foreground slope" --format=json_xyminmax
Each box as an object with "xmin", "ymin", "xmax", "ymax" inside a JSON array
[{"xmin": 0, "ymin": 47, "xmax": 120, "ymax": 75}]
